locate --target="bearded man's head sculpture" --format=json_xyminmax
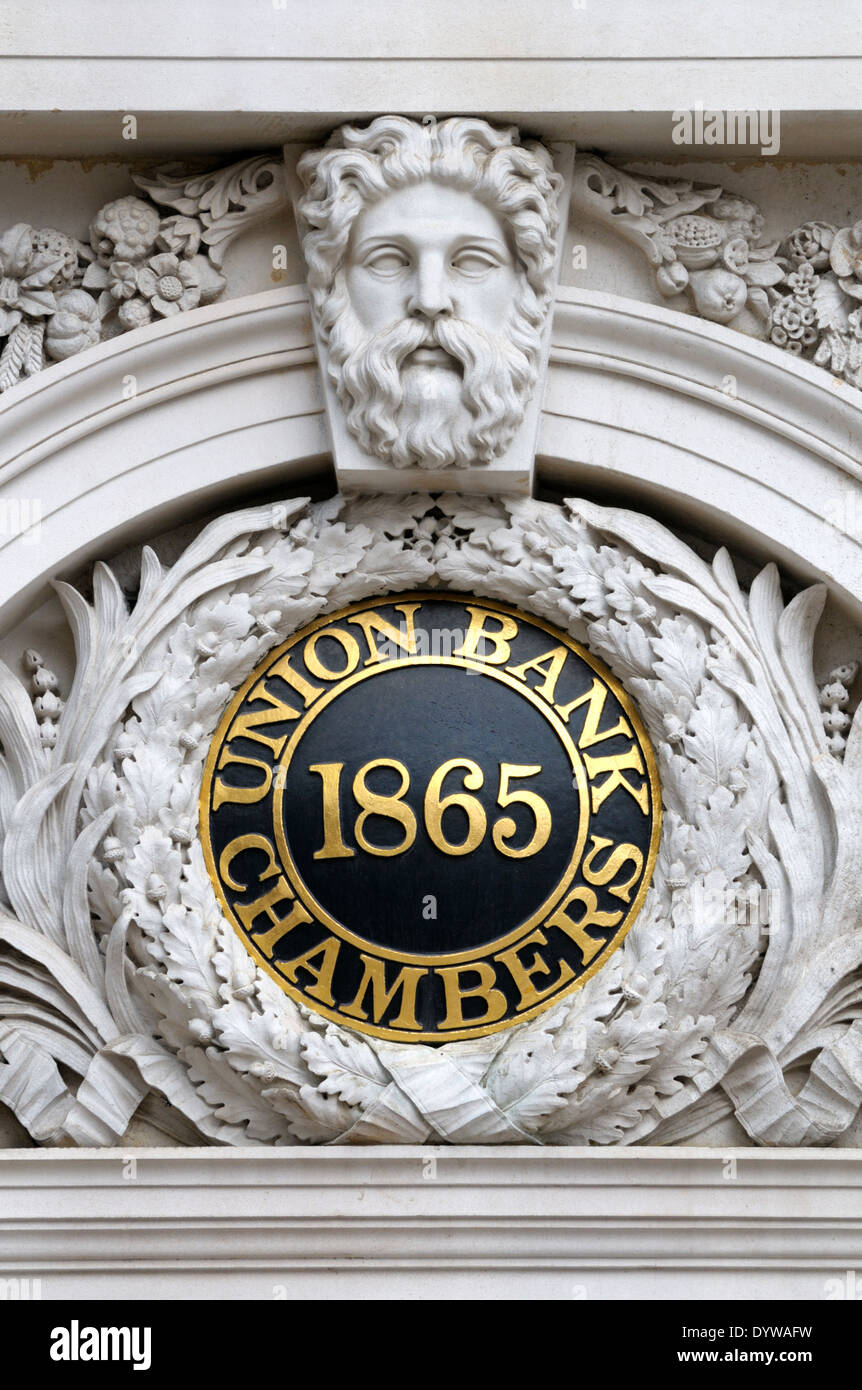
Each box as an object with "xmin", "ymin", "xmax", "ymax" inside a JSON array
[{"xmin": 297, "ymin": 116, "xmax": 561, "ymax": 470}]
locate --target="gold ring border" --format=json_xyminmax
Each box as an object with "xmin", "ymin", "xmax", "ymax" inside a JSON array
[{"xmin": 199, "ymin": 592, "xmax": 662, "ymax": 1043}]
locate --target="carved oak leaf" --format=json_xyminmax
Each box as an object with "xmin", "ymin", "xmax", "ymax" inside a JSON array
[
  {"xmin": 301, "ymin": 1024, "xmax": 392, "ymax": 1109},
  {"xmin": 589, "ymin": 617, "xmax": 654, "ymax": 680},
  {"xmin": 681, "ymin": 685, "xmax": 750, "ymax": 789},
  {"xmin": 482, "ymin": 999, "xmax": 608, "ymax": 1132},
  {"xmin": 212, "ymin": 999, "xmax": 309, "ymax": 1091},
  {"xmin": 120, "ymin": 739, "xmax": 182, "ymax": 826},
  {"xmin": 265, "ymin": 1082, "xmax": 359, "ymax": 1143},
  {"xmin": 185, "ymin": 1044, "xmax": 290, "ymax": 1143},
  {"xmin": 158, "ymin": 904, "xmax": 220, "ymax": 1006},
  {"xmin": 639, "ymin": 1015, "xmax": 714, "ymax": 1102},
  {"xmin": 651, "ymin": 617, "xmax": 708, "ymax": 702}
]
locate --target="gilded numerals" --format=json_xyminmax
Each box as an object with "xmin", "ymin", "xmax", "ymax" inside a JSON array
[{"xmin": 310, "ymin": 758, "xmax": 552, "ymax": 859}]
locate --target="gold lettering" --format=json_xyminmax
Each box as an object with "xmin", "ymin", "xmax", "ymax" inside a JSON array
[
  {"xmin": 436, "ymin": 961, "xmax": 507, "ymax": 1030},
  {"xmin": 277, "ymin": 935, "xmax": 341, "ymax": 1005},
  {"xmin": 555, "ymin": 676, "xmax": 631, "ymax": 747},
  {"xmin": 340, "ymin": 954, "xmax": 427, "ymax": 1030},
  {"xmin": 235, "ymin": 876, "xmax": 313, "ymax": 956},
  {"xmin": 453, "ymin": 606, "xmax": 519, "ymax": 665},
  {"xmin": 495, "ymin": 929, "xmax": 574, "ymax": 1010},
  {"xmin": 266, "ymin": 652, "xmax": 324, "ymax": 707},
  {"xmin": 348, "ymin": 603, "xmax": 421, "ymax": 665},
  {"xmin": 545, "ymin": 886, "xmax": 623, "ymax": 966},
  {"xmin": 218, "ymin": 833, "xmax": 280, "ymax": 891},
  {"xmin": 506, "ymin": 645, "xmax": 568, "ymax": 704},
  {"xmin": 227, "ymin": 678, "xmax": 303, "ymax": 758},
  {"xmin": 303, "ymin": 627, "xmax": 361, "ymax": 681},
  {"xmin": 582, "ymin": 835, "xmax": 645, "ymax": 903},
  {"xmin": 213, "ymin": 748, "xmax": 273, "ymax": 810},
  {"xmin": 583, "ymin": 747, "xmax": 649, "ymax": 813}
]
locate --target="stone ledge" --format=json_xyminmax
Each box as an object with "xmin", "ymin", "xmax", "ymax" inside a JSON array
[{"xmin": 0, "ymin": 1147, "xmax": 859, "ymax": 1299}]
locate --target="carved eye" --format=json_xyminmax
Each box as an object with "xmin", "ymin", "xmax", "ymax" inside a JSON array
[
  {"xmin": 363, "ymin": 247, "xmax": 410, "ymax": 276},
  {"xmin": 451, "ymin": 248, "xmax": 500, "ymax": 277}
]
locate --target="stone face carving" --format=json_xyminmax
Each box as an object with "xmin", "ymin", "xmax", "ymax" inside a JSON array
[
  {"xmin": 0, "ymin": 155, "xmax": 285, "ymax": 394},
  {"xmin": 296, "ymin": 117, "xmax": 564, "ymax": 486},
  {"xmin": 572, "ymin": 151, "xmax": 862, "ymax": 391},
  {"xmin": 1, "ymin": 491, "xmax": 861, "ymax": 1148}
]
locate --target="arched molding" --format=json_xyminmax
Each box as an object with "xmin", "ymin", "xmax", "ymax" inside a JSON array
[
  {"xmin": 0, "ymin": 286, "xmax": 327, "ymax": 632},
  {"xmin": 1, "ymin": 282, "xmax": 862, "ymax": 634},
  {"xmin": 543, "ymin": 289, "xmax": 862, "ymax": 615}
]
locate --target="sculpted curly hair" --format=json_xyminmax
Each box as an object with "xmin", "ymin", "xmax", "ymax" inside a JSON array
[
  {"xmin": 296, "ymin": 116, "xmax": 562, "ymax": 469},
  {"xmin": 297, "ymin": 115, "xmax": 562, "ymax": 323}
]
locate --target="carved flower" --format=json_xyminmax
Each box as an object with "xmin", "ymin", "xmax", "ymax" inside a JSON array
[
  {"xmin": 786, "ymin": 261, "xmax": 818, "ymax": 298},
  {"xmin": 89, "ymin": 196, "xmax": 161, "ymax": 266},
  {"xmin": 769, "ymin": 294, "xmax": 817, "ymax": 353},
  {"xmin": 117, "ymin": 297, "xmax": 154, "ymax": 330},
  {"xmin": 688, "ymin": 268, "xmax": 748, "ymax": 324},
  {"xmin": 44, "ymin": 289, "xmax": 101, "ymax": 361},
  {"xmin": 136, "ymin": 252, "xmax": 201, "ymax": 317},
  {"xmin": 155, "ymin": 216, "xmax": 202, "ymax": 259},
  {"xmin": 829, "ymin": 221, "xmax": 862, "ymax": 300},
  {"xmin": 710, "ymin": 195, "xmax": 763, "ymax": 239},
  {"xmin": 0, "ymin": 223, "xmax": 60, "ymax": 334},
  {"xmin": 782, "ymin": 221, "xmax": 835, "ymax": 271},
  {"xmin": 107, "ymin": 261, "xmax": 139, "ymax": 301}
]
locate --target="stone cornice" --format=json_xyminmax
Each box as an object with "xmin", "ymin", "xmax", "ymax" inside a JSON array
[
  {"xmin": 1, "ymin": 1147, "xmax": 861, "ymax": 1298},
  {"xmin": 1, "ymin": 2, "xmax": 861, "ymax": 159}
]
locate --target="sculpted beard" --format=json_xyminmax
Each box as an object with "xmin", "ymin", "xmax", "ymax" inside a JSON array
[{"xmin": 322, "ymin": 275, "xmax": 543, "ymax": 469}]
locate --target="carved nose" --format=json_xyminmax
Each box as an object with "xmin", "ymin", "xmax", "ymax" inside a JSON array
[{"xmin": 407, "ymin": 260, "xmax": 454, "ymax": 322}]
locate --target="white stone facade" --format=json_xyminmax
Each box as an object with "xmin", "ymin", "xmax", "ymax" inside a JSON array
[{"xmin": 1, "ymin": 0, "xmax": 862, "ymax": 1298}]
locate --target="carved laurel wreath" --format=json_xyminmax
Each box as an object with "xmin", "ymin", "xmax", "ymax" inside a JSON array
[{"xmin": 1, "ymin": 491, "xmax": 861, "ymax": 1147}]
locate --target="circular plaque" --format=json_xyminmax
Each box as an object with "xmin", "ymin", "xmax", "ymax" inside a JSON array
[{"xmin": 201, "ymin": 594, "xmax": 661, "ymax": 1042}]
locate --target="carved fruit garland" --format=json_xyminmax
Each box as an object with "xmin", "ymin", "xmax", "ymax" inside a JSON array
[
  {"xmin": 0, "ymin": 493, "xmax": 860, "ymax": 1146},
  {"xmin": 571, "ymin": 151, "xmax": 862, "ymax": 393},
  {"xmin": 0, "ymin": 155, "xmax": 285, "ymax": 394}
]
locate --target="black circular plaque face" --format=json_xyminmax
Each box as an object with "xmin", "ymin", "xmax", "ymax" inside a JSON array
[{"xmin": 200, "ymin": 594, "xmax": 661, "ymax": 1042}]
